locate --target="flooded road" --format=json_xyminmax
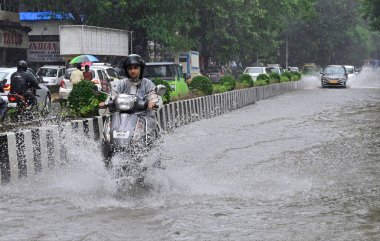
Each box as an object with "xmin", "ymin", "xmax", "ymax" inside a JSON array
[{"xmin": 0, "ymin": 73, "xmax": 379, "ymax": 241}]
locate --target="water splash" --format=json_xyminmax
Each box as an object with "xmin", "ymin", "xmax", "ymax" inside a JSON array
[{"xmin": 347, "ymin": 71, "xmax": 380, "ymax": 89}]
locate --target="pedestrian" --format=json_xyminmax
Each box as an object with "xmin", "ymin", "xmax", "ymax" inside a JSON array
[
  {"xmin": 83, "ymin": 64, "xmax": 93, "ymax": 81},
  {"xmin": 70, "ymin": 64, "xmax": 84, "ymax": 84}
]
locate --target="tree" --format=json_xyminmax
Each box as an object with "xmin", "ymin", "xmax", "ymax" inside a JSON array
[{"xmin": 361, "ymin": 0, "xmax": 380, "ymax": 31}]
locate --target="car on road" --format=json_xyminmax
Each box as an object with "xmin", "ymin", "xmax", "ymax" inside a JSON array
[
  {"xmin": 267, "ymin": 65, "xmax": 285, "ymax": 75},
  {"xmin": 320, "ymin": 65, "xmax": 348, "ymax": 88},
  {"xmin": 145, "ymin": 62, "xmax": 190, "ymax": 98},
  {"xmin": 0, "ymin": 67, "xmax": 52, "ymax": 110},
  {"xmin": 204, "ymin": 66, "xmax": 230, "ymax": 83},
  {"xmin": 343, "ymin": 65, "xmax": 357, "ymax": 79},
  {"xmin": 243, "ymin": 67, "xmax": 270, "ymax": 81},
  {"xmin": 288, "ymin": 66, "xmax": 300, "ymax": 73},
  {"xmin": 302, "ymin": 63, "xmax": 319, "ymax": 75},
  {"xmin": 59, "ymin": 66, "xmax": 109, "ymax": 106},
  {"xmin": 36, "ymin": 65, "xmax": 66, "ymax": 86}
]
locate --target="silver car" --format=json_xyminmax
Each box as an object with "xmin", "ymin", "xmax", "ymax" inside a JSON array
[{"xmin": 0, "ymin": 67, "xmax": 52, "ymax": 110}]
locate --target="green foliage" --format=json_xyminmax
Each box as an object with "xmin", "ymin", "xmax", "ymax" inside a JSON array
[
  {"xmin": 21, "ymin": 0, "xmax": 379, "ymax": 68},
  {"xmin": 280, "ymin": 75, "xmax": 290, "ymax": 82},
  {"xmin": 212, "ymin": 84, "xmax": 230, "ymax": 94},
  {"xmin": 67, "ymin": 81, "xmax": 107, "ymax": 117},
  {"xmin": 152, "ymin": 78, "xmax": 172, "ymax": 104},
  {"xmin": 291, "ymin": 72, "xmax": 301, "ymax": 80},
  {"xmin": 256, "ymin": 74, "xmax": 270, "ymax": 83},
  {"xmin": 361, "ymin": 0, "xmax": 380, "ymax": 31},
  {"xmin": 254, "ymin": 80, "xmax": 269, "ymax": 86},
  {"xmin": 269, "ymin": 72, "xmax": 281, "ymax": 83},
  {"xmin": 282, "ymin": 72, "xmax": 292, "ymax": 80},
  {"xmin": 219, "ymin": 75, "xmax": 236, "ymax": 91},
  {"xmin": 237, "ymin": 74, "xmax": 254, "ymax": 87},
  {"xmin": 235, "ymin": 82, "xmax": 251, "ymax": 90},
  {"xmin": 189, "ymin": 75, "xmax": 213, "ymax": 95}
]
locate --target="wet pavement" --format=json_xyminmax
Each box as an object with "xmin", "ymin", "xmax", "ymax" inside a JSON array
[{"xmin": 0, "ymin": 72, "xmax": 379, "ymax": 241}]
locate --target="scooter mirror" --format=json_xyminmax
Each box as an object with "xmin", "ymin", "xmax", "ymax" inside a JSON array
[
  {"xmin": 155, "ymin": 85, "xmax": 166, "ymax": 96},
  {"xmin": 1, "ymin": 79, "xmax": 7, "ymax": 85}
]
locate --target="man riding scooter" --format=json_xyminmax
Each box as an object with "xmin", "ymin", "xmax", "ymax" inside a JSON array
[
  {"xmin": 9, "ymin": 60, "xmax": 40, "ymax": 108},
  {"xmin": 99, "ymin": 54, "xmax": 162, "ymax": 116},
  {"xmin": 99, "ymin": 54, "xmax": 164, "ymax": 165}
]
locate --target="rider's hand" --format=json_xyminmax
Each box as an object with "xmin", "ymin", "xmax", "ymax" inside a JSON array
[
  {"xmin": 99, "ymin": 102, "xmax": 105, "ymax": 108},
  {"xmin": 147, "ymin": 100, "xmax": 157, "ymax": 110}
]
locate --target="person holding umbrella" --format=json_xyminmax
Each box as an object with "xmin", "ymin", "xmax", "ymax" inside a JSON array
[{"xmin": 70, "ymin": 64, "xmax": 84, "ymax": 84}]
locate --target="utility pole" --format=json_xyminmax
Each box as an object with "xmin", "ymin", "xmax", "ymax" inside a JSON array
[{"xmin": 285, "ymin": 36, "xmax": 289, "ymax": 69}]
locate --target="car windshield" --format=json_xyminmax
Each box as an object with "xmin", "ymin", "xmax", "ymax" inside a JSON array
[
  {"xmin": 37, "ymin": 68, "xmax": 57, "ymax": 77},
  {"xmin": 145, "ymin": 65, "xmax": 174, "ymax": 78},
  {"xmin": 324, "ymin": 66, "xmax": 345, "ymax": 75},
  {"xmin": 245, "ymin": 68, "xmax": 263, "ymax": 74}
]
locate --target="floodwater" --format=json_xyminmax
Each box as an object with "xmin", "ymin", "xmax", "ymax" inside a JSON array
[{"xmin": 0, "ymin": 72, "xmax": 379, "ymax": 241}]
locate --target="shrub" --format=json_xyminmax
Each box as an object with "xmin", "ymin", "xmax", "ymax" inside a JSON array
[
  {"xmin": 256, "ymin": 74, "xmax": 269, "ymax": 84},
  {"xmin": 254, "ymin": 80, "xmax": 269, "ymax": 86},
  {"xmin": 282, "ymin": 72, "xmax": 292, "ymax": 80},
  {"xmin": 68, "ymin": 80, "xmax": 107, "ymax": 117},
  {"xmin": 292, "ymin": 72, "xmax": 301, "ymax": 80},
  {"xmin": 237, "ymin": 74, "xmax": 253, "ymax": 87},
  {"xmin": 212, "ymin": 84, "xmax": 230, "ymax": 94},
  {"xmin": 235, "ymin": 81, "xmax": 251, "ymax": 89},
  {"xmin": 219, "ymin": 75, "xmax": 236, "ymax": 91},
  {"xmin": 280, "ymin": 75, "xmax": 290, "ymax": 82},
  {"xmin": 269, "ymin": 72, "xmax": 281, "ymax": 83},
  {"xmin": 189, "ymin": 75, "xmax": 213, "ymax": 95},
  {"xmin": 152, "ymin": 78, "xmax": 172, "ymax": 104}
]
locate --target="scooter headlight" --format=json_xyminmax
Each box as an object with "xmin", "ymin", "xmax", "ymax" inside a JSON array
[{"xmin": 114, "ymin": 94, "xmax": 135, "ymax": 111}]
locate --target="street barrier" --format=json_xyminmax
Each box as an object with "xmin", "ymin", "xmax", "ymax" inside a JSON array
[{"xmin": 0, "ymin": 80, "xmax": 304, "ymax": 184}]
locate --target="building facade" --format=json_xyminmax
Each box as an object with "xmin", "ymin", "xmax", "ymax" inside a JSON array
[{"xmin": 0, "ymin": 0, "xmax": 30, "ymax": 66}]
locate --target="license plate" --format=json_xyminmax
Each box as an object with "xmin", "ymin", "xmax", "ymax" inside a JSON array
[
  {"xmin": 7, "ymin": 102, "xmax": 17, "ymax": 108},
  {"xmin": 113, "ymin": 130, "xmax": 130, "ymax": 139},
  {"xmin": 329, "ymin": 80, "xmax": 337, "ymax": 84}
]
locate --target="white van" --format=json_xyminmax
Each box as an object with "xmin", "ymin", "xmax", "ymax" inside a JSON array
[{"xmin": 36, "ymin": 65, "xmax": 66, "ymax": 86}]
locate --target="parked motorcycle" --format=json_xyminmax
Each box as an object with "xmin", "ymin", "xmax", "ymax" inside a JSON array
[{"xmin": 100, "ymin": 84, "xmax": 166, "ymax": 185}]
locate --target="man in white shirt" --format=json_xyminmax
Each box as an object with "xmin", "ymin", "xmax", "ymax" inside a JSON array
[{"xmin": 70, "ymin": 64, "xmax": 84, "ymax": 84}]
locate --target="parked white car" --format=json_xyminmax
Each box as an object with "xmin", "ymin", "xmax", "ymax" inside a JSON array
[
  {"xmin": 36, "ymin": 65, "xmax": 66, "ymax": 86},
  {"xmin": 243, "ymin": 67, "xmax": 270, "ymax": 81}
]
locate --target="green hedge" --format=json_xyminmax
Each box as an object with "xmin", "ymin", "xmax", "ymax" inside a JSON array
[
  {"xmin": 67, "ymin": 80, "xmax": 107, "ymax": 117},
  {"xmin": 189, "ymin": 75, "xmax": 213, "ymax": 95},
  {"xmin": 237, "ymin": 74, "xmax": 254, "ymax": 87},
  {"xmin": 219, "ymin": 75, "xmax": 236, "ymax": 91}
]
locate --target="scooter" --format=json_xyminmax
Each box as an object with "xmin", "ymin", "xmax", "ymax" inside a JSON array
[{"xmin": 100, "ymin": 84, "xmax": 166, "ymax": 184}]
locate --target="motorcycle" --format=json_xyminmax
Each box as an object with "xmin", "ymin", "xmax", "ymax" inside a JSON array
[
  {"xmin": 99, "ymin": 84, "xmax": 166, "ymax": 186},
  {"xmin": 0, "ymin": 79, "xmax": 39, "ymax": 123}
]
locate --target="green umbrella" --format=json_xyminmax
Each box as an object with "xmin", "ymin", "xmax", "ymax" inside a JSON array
[{"xmin": 69, "ymin": 54, "xmax": 99, "ymax": 64}]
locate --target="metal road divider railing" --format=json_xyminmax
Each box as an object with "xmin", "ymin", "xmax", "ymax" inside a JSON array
[{"xmin": 0, "ymin": 80, "xmax": 304, "ymax": 184}]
